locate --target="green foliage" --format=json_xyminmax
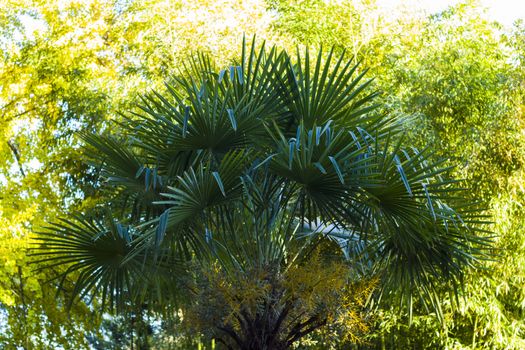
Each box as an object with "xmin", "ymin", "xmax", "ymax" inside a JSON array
[
  {"xmin": 272, "ymin": 1, "xmax": 525, "ymax": 348},
  {"xmin": 0, "ymin": 0, "xmax": 276, "ymax": 347},
  {"xmin": 35, "ymin": 37, "xmax": 489, "ymax": 349},
  {"xmin": 370, "ymin": 5, "xmax": 525, "ymax": 349},
  {"xmin": 2, "ymin": 0, "xmax": 524, "ymax": 348},
  {"xmin": 371, "ymin": 3, "xmax": 524, "ymax": 198}
]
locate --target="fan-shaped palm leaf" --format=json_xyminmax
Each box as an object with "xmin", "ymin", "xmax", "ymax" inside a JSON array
[{"xmin": 34, "ymin": 39, "xmax": 491, "ymax": 334}]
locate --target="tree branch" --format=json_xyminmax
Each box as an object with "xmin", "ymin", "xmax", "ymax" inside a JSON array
[
  {"xmin": 286, "ymin": 315, "xmax": 327, "ymax": 347},
  {"xmin": 217, "ymin": 325, "xmax": 243, "ymax": 348},
  {"xmin": 7, "ymin": 139, "xmax": 25, "ymax": 177}
]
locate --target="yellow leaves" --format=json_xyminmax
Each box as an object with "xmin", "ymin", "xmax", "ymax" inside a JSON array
[
  {"xmin": 117, "ymin": 0, "xmax": 277, "ymax": 71},
  {"xmin": 2, "ymin": 254, "xmax": 19, "ymax": 275},
  {"xmin": 0, "ymin": 200, "xmax": 37, "ymax": 231},
  {"xmin": 0, "ymin": 290, "xmax": 16, "ymax": 306},
  {"xmin": 193, "ymin": 262, "xmax": 275, "ymax": 327},
  {"xmin": 185, "ymin": 252, "xmax": 377, "ymax": 346},
  {"xmin": 284, "ymin": 253, "xmax": 346, "ymax": 297},
  {"xmin": 283, "ymin": 256, "xmax": 378, "ymax": 344},
  {"xmin": 333, "ymin": 277, "xmax": 379, "ymax": 343},
  {"xmin": 33, "ymin": 83, "xmax": 52, "ymax": 96}
]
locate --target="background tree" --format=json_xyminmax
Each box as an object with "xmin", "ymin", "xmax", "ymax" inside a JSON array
[
  {"xmin": 0, "ymin": 0, "xmax": 274, "ymax": 347},
  {"xmin": 270, "ymin": 0, "xmax": 525, "ymax": 348}
]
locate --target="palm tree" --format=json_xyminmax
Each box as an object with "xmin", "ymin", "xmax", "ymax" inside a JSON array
[{"xmin": 35, "ymin": 38, "xmax": 490, "ymax": 349}]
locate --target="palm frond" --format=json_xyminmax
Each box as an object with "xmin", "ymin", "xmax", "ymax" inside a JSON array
[
  {"xmin": 281, "ymin": 47, "xmax": 381, "ymax": 130},
  {"xmin": 33, "ymin": 39, "xmax": 492, "ymax": 325}
]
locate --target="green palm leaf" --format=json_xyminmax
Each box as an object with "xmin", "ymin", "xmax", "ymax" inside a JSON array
[{"xmin": 34, "ymin": 39, "xmax": 491, "ymax": 329}]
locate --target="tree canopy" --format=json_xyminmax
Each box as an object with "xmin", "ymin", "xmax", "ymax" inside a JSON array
[
  {"xmin": 1, "ymin": 0, "xmax": 525, "ymax": 349},
  {"xmin": 35, "ymin": 37, "xmax": 490, "ymax": 349}
]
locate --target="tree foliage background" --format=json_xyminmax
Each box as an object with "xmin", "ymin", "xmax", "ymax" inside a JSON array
[{"xmin": 1, "ymin": 0, "xmax": 525, "ymax": 348}]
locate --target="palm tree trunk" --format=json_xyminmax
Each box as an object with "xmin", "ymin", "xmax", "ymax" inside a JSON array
[{"xmin": 217, "ymin": 302, "xmax": 326, "ymax": 350}]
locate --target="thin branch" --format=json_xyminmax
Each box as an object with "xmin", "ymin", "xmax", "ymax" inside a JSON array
[
  {"xmin": 286, "ymin": 316, "xmax": 327, "ymax": 347},
  {"xmin": 8, "ymin": 139, "xmax": 25, "ymax": 177},
  {"xmin": 271, "ymin": 301, "xmax": 292, "ymax": 338},
  {"xmin": 215, "ymin": 337, "xmax": 234, "ymax": 350},
  {"xmin": 217, "ymin": 325, "xmax": 243, "ymax": 348},
  {"xmin": 18, "ymin": 266, "xmax": 29, "ymax": 350}
]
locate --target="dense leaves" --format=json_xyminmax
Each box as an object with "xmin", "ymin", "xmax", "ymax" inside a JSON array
[
  {"xmin": 2, "ymin": 0, "xmax": 524, "ymax": 349},
  {"xmin": 272, "ymin": 1, "xmax": 525, "ymax": 348},
  {"xmin": 35, "ymin": 37, "xmax": 490, "ymax": 349}
]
